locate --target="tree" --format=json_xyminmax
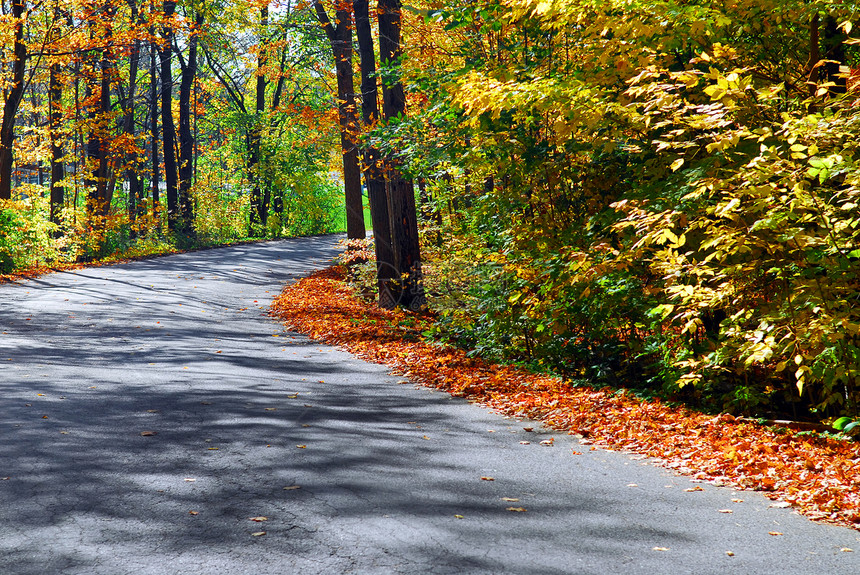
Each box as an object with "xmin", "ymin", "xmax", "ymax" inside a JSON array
[
  {"xmin": 376, "ymin": 0, "xmax": 423, "ymax": 310},
  {"xmin": 312, "ymin": 0, "xmax": 365, "ymax": 240},
  {"xmin": 0, "ymin": 0, "xmax": 28, "ymax": 200},
  {"xmin": 352, "ymin": 0, "xmax": 396, "ymax": 306},
  {"xmin": 176, "ymin": 7, "xmax": 203, "ymax": 235},
  {"xmin": 159, "ymin": 0, "xmax": 179, "ymax": 230}
]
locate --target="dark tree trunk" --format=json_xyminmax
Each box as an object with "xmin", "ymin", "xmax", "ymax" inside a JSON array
[
  {"xmin": 354, "ymin": 0, "xmax": 396, "ymax": 306},
  {"xmin": 123, "ymin": 0, "xmax": 142, "ymax": 234},
  {"xmin": 823, "ymin": 15, "xmax": 848, "ymax": 95},
  {"xmin": 160, "ymin": 0, "xmax": 178, "ymax": 230},
  {"xmin": 177, "ymin": 10, "xmax": 203, "ymax": 236},
  {"xmin": 313, "ymin": 0, "xmax": 366, "ymax": 240},
  {"xmin": 84, "ymin": 8, "xmax": 113, "ymax": 220},
  {"xmin": 377, "ymin": 0, "xmax": 424, "ymax": 310},
  {"xmin": 49, "ymin": 40, "xmax": 65, "ymax": 225},
  {"xmin": 150, "ymin": 7, "xmax": 160, "ymax": 215},
  {"xmin": 0, "ymin": 0, "xmax": 27, "ymax": 200},
  {"xmin": 249, "ymin": 6, "xmax": 268, "ymax": 235}
]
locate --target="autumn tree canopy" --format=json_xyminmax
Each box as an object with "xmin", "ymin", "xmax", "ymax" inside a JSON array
[{"xmin": 3, "ymin": 0, "xmax": 860, "ymax": 421}]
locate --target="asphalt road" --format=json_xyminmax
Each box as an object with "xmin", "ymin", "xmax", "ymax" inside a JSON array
[{"xmin": 1, "ymin": 235, "xmax": 859, "ymax": 575}]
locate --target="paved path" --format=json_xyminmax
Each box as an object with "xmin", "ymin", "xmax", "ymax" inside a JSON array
[{"xmin": 1, "ymin": 236, "xmax": 859, "ymax": 575}]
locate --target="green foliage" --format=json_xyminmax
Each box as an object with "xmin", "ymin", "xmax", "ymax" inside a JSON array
[
  {"xmin": 0, "ymin": 192, "xmax": 59, "ymax": 272},
  {"xmin": 404, "ymin": 0, "xmax": 860, "ymax": 420}
]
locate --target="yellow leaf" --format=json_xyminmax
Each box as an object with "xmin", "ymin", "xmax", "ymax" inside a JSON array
[
  {"xmin": 670, "ymin": 158, "xmax": 684, "ymax": 172},
  {"xmin": 506, "ymin": 507, "xmax": 527, "ymax": 512},
  {"xmin": 249, "ymin": 516, "xmax": 268, "ymax": 522}
]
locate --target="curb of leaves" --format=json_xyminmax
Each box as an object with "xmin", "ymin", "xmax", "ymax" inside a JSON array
[{"xmin": 270, "ymin": 266, "xmax": 860, "ymax": 530}]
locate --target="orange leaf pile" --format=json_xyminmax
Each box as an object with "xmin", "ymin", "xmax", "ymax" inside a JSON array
[{"xmin": 270, "ymin": 266, "xmax": 860, "ymax": 529}]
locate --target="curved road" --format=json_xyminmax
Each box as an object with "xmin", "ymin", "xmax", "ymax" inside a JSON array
[{"xmin": 1, "ymin": 236, "xmax": 859, "ymax": 574}]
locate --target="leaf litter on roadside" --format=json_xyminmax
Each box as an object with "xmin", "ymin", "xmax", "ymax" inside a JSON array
[{"xmin": 270, "ymin": 266, "xmax": 860, "ymax": 529}]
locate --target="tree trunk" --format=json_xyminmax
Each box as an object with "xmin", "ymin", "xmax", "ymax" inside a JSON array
[
  {"xmin": 123, "ymin": 0, "xmax": 142, "ymax": 235},
  {"xmin": 0, "ymin": 0, "xmax": 27, "ymax": 200},
  {"xmin": 354, "ymin": 0, "xmax": 396, "ymax": 306},
  {"xmin": 823, "ymin": 15, "xmax": 848, "ymax": 95},
  {"xmin": 313, "ymin": 0, "xmax": 366, "ymax": 240},
  {"xmin": 160, "ymin": 0, "xmax": 178, "ymax": 230},
  {"xmin": 177, "ymin": 10, "xmax": 202, "ymax": 236},
  {"xmin": 377, "ymin": 0, "xmax": 424, "ymax": 310},
  {"xmin": 84, "ymin": 8, "xmax": 112, "ymax": 221},
  {"xmin": 249, "ymin": 6, "xmax": 268, "ymax": 235},
  {"xmin": 150, "ymin": 7, "xmax": 160, "ymax": 217},
  {"xmin": 49, "ymin": 34, "xmax": 65, "ymax": 226}
]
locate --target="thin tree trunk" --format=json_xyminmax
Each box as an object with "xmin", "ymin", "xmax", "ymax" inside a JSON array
[
  {"xmin": 354, "ymin": 0, "xmax": 396, "ymax": 306},
  {"xmin": 160, "ymin": 0, "xmax": 178, "ymax": 230},
  {"xmin": 124, "ymin": 0, "xmax": 142, "ymax": 235},
  {"xmin": 150, "ymin": 21, "xmax": 160, "ymax": 217},
  {"xmin": 177, "ymin": 10, "xmax": 202, "ymax": 236},
  {"xmin": 249, "ymin": 6, "xmax": 268, "ymax": 235},
  {"xmin": 0, "ymin": 0, "xmax": 27, "ymax": 200},
  {"xmin": 49, "ymin": 24, "xmax": 65, "ymax": 226}
]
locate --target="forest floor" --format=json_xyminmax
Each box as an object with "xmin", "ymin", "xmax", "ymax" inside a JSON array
[{"xmin": 271, "ymin": 265, "xmax": 860, "ymax": 531}]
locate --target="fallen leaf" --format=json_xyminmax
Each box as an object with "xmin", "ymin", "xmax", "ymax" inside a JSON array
[
  {"xmin": 283, "ymin": 485, "xmax": 301, "ymax": 490},
  {"xmin": 251, "ymin": 531, "xmax": 266, "ymax": 537},
  {"xmin": 59, "ymin": 431, "xmax": 69, "ymax": 435},
  {"xmin": 726, "ymin": 551, "xmax": 734, "ymax": 557},
  {"xmin": 519, "ymin": 441, "xmax": 530, "ymax": 445},
  {"xmin": 501, "ymin": 497, "xmax": 519, "ymax": 502},
  {"xmin": 685, "ymin": 486, "xmax": 704, "ymax": 492},
  {"xmin": 506, "ymin": 507, "xmax": 527, "ymax": 512},
  {"xmin": 653, "ymin": 547, "xmax": 670, "ymax": 552},
  {"xmin": 208, "ymin": 447, "xmax": 219, "ymax": 450},
  {"xmin": 423, "ymin": 435, "xmax": 430, "ymax": 440},
  {"xmin": 140, "ymin": 431, "xmax": 157, "ymax": 436},
  {"xmin": 184, "ymin": 478, "xmax": 196, "ymax": 482},
  {"xmin": 627, "ymin": 483, "xmax": 638, "ymax": 487},
  {"xmin": 841, "ymin": 548, "xmax": 853, "ymax": 552},
  {"xmin": 454, "ymin": 514, "xmax": 464, "ymax": 519},
  {"xmin": 523, "ymin": 427, "xmax": 534, "ymax": 432},
  {"xmin": 296, "ymin": 445, "xmax": 306, "ymax": 449},
  {"xmin": 769, "ymin": 501, "xmax": 791, "ymax": 508},
  {"xmin": 731, "ymin": 498, "xmax": 744, "ymax": 503},
  {"xmin": 718, "ymin": 509, "xmax": 733, "ymax": 514},
  {"xmin": 480, "ymin": 476, "xmax": 495, "ymax": 481},
  {"xmin": 768, "ymin": 531, "xmax": 783, "ymax": 536},
  {"xmin": 539, "ymin": 438, "xmax": 554, "ymax": 446},
  {"xmin": 264, "ymin": 407, "xmax": 277, "ymax": 411},
  {"xmin": 249, "ymin": 516, "xmax": 268, "ymax": 522},
  {"xmin": 188, "ymin": 510, "xmax": 199, "ymax": 515}
]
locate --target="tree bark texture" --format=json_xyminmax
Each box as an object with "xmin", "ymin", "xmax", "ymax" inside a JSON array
[
  {"xmin": 377, "ymin": 0, "xmax": 424, "ymax": 310},
  {"xmin": 177, "ymin": 10, "xmax": 203, "ymax": 235},
  {"xmin": 354, "ymin": 0, "xmax": 396, "ymax": 307},
  {"xmin": 313, "ymin": 0, "xmax": 366, "ymax": 240},
  {"xmin": 0, "ymin": 0, "xmax": 28, "ymax": 200}
]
